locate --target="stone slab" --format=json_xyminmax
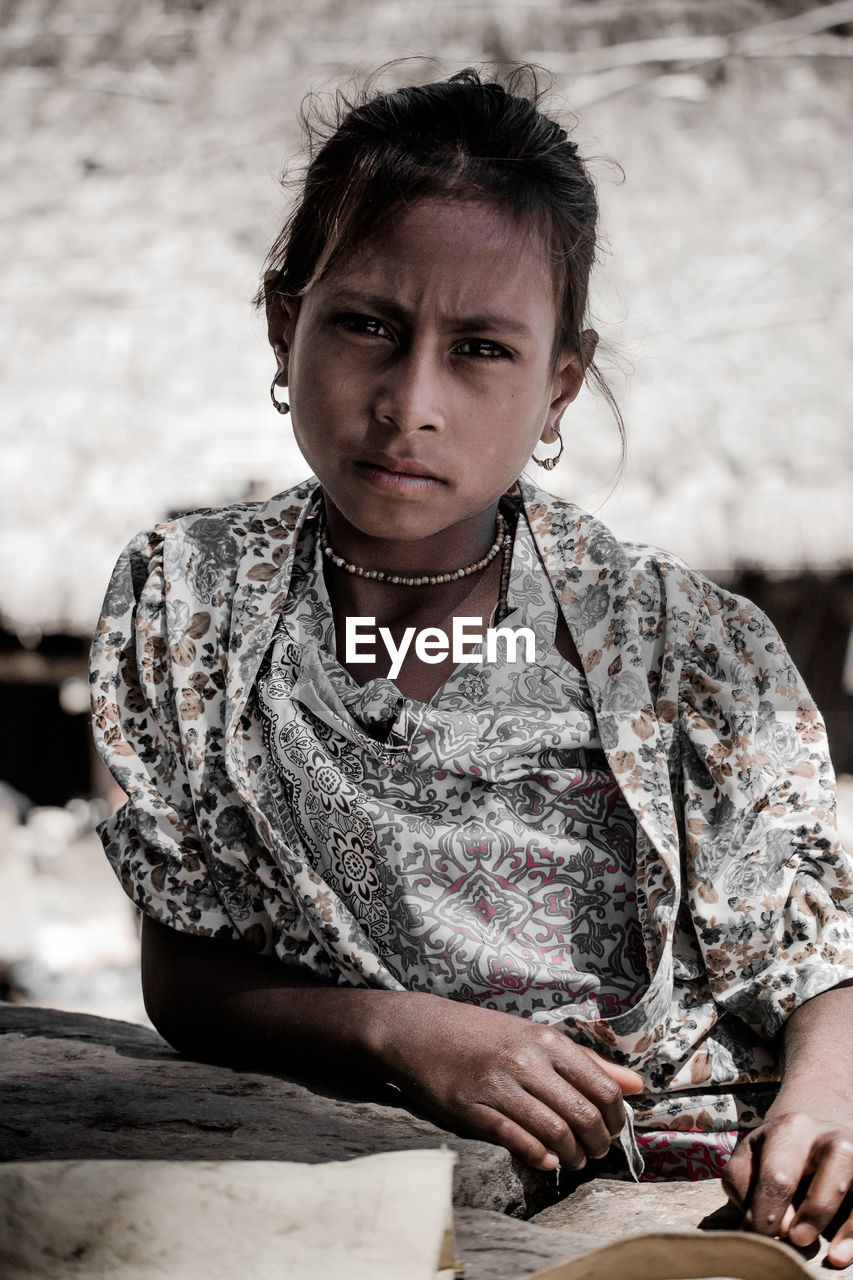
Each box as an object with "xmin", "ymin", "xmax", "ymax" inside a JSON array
[
  {"xmin": 0, "ymin": 1002, "xmax": 553, "ymax": 1216},
  {"xmin": 532, "ymin": 1178, "xmax": 852, "ymax": 1277},
  {"xmin": 454, "ymin": 1208, "xmax": 606, "ymax": 1280},
  {"xmin": 531, "ymin": 1177, "xmax": 737, "ymax": 1236},
  {"xmin": 10, "ymin": 1004, "xmax": 849, "ymax": 1278}
]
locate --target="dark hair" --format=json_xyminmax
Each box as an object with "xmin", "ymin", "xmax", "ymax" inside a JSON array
[{"xmin": 259, "ymin": 65, "xmax": 624, "ymax": 463}]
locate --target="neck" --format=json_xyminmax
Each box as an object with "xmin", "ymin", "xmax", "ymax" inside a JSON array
[
  {"xmin": 324, "ymin": 542, "xmax": 507, "ymax": 637},
  {"xmin": 317, "ymin": 494, "xmax": 507, "ymax": 629},
  {"xmin": 320, "ymin": 496, "xmax": 502, "ymax": 578}
]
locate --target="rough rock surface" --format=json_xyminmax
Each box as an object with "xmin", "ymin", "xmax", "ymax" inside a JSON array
[
  {"xmin": 532, "ymin": 1178, "xmax": 846, "ymax": 1277},
  {"xmin": 1, "ymin": 1003, "xmax": 618, "ymax": 1279},
  {"xmin": 531, "ymin": 1176, "xmax": 737, "ymax": 1236},
  {"xmin": 17, "ymin": 1004, "xmax": 844, "ymax": 1278},
  {"xmin": 453, "ymin": 1208, "xmax": 606, "ymax": 1280},
  {"xmin": 0, "ymin": 1002, "xmax": 554, "ymax": 1218}
]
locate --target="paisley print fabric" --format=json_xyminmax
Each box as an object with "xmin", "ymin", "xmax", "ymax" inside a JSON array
[
  {"xmin": 254, "ymin": 497, "xmax": 647, "ymax": 1019},
  {"xmin": 90, "ymin": 475, "xmax": 853, "ymax": 1152},
  {"xmin": 636, "ymin": 1129, "xmax": 744, "ymax": 1181}
]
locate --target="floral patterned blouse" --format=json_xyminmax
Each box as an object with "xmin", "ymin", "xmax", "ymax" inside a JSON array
[
  {"xmin": 254, "ymin": 494, "xmax": 647, "ymax": 1020},
  {"xmin": 91, "ymin": 475, "xmax": 853, "ymax": 1151}
]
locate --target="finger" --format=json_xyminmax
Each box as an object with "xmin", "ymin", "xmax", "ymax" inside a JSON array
[
  {"xmin": 552, "ymin": 1043, "xmax": 627, "ymax": 1137},
  {"xmin": 531, "ymin": 1076, "xmax": 614, "ymax": 1161},
  {"xmin": 509, "ymin": 1089, "xmax": 589, "ymax": 1169},
  {"xmin": 789, "ymin": 1140, "xmax": 853, "ymax": 1246},
  {"xmin": 467, "ymin": 1100, "xmax": 583, "ymax": 1171},
  {"xmin": 826, "ymin": 1215, "xmax": 853, "ymax": 1269},
  {"xmin": 747, "ymin": 1125, "xmax": 811, "ymax": 1237},
  {"xmin": 722, "ymin": 1135, "xmax": 757, "ymax": 1212},
  {"xmin": 580, "ymin": 1048, "xmax": 644, "ymax": 1095}
]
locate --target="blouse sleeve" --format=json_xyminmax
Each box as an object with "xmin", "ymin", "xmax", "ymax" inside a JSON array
[
  {"xmin": 90, "ymin": 525, "xmax": 245, "ymax": 943},
  {"xmin": 677, "ymin": 573, "xmax": 853, "ymax": 1040}
]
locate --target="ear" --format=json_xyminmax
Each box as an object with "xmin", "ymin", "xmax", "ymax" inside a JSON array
[
  {"xmin": 542, "ymin": 328, "xmax": 598, "ymax": 443},
  {"xmin": 264, "ymin": 271, "xmax": 298, "ymax": 385}
]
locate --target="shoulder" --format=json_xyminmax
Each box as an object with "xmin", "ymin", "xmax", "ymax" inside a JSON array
[
  {"xmin": 100, "ymin": 477, "xmax": 320, "ymax": 622},
  {"xmin": 618, "ymin": 540, "xmax": 785, "ymax": 669},
  {"xmin": 153, "ymin": 476, "xmax": 318, "ymax": 571},
  {"xmin": 517, "ymin": 477, "xmax": 714, "ymax": 616},
  {"xmin": 516, "ymin": 479, "xmax": 788, "ymax": 680}
]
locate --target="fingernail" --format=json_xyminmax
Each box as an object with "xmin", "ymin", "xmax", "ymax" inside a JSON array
[
  {"xmin": 780, "ymin": 1205, "xmax": 796, "ymax": 1236},
  {"xmin": 789, "ymin": 1222, "xmax": 816, "ymax": 1246},
  {"xmin": 540, "ymin": 1152, "xmax": 559, "ymax": 1171},
  {"xmin": 828, "ymin": 1239, "xmax": 853, "ymax": 1268}
]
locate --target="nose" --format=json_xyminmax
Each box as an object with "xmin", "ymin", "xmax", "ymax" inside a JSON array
[{"xmin": 373, "ymin": 344, "xmax": 446, "ymax": 435}]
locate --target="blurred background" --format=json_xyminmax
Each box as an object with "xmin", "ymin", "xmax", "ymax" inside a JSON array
[{"xmin": 1, "ymin": 0, "xmax": 852, "ymax": 1025}]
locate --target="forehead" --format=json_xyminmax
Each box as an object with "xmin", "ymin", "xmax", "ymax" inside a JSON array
[{"xmin": 319, "ymin": 198, "xmax": 558, "ymax": 329}]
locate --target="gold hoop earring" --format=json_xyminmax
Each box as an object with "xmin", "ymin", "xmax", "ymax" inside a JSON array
[
  {"xmin": 270, "ymin": 373, "xmax": 289, "ymax": 415},
  {"xmin": 532, "ymin": 424, "xmax": 564, "ymax": 471}
]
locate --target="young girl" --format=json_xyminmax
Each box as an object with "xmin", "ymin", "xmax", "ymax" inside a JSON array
[{"xmin": 91, "ymin": 67, "xmax": 853, "ymax": 1264}]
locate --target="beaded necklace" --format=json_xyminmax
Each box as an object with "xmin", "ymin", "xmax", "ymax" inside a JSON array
[
  {"xmin": 489, "ymin": 516, "xmax": 515, "ymax": 628},
  {"xmin": 320, "ymin": 508, "xmax": 509, "ymax": 587}
]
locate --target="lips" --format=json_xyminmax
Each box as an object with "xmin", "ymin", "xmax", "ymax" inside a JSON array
[{"xmin": 357, "ymin": 455, "xmax": 443, "ymax": 481}]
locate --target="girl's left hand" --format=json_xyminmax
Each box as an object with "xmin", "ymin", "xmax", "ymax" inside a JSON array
[{"xmin": 723, "ymin": 1102, "xmax": 853, "ymax": 1269}]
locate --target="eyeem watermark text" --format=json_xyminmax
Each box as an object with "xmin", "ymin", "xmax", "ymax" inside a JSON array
[{"xmin": 346, "ymin": 616, "xmax": 536, "ymax": 679}]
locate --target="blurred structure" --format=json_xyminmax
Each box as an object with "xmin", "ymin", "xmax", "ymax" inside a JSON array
[
  {"xmin": 0, "ymin": 797, "xmax": 145, "ymax": 1021},
  {"xmin": 1, "ymin": 0, "xmax": 851, "ymax": 1018}
]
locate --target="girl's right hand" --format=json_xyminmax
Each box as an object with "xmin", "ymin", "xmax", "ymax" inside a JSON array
[
  {"xmin": 369, "ymin": 992, "xmax": 643, "ymax": 1171},
  {"xmin": 141, "ymin": 918, "xmax": 641, "ymax": 1170}
]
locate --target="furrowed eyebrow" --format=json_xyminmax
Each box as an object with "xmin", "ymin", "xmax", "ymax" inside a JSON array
[
  {"xmin": 330, "ymin": 289, "xmax": 407, "ymax": 322},
  {"xmin": 448, "ymin": 314, "xmax": 533, "ymax": 339},
  {"xmin": 329, "ymin": 289, "xmax": 533, "ymax": 339}
]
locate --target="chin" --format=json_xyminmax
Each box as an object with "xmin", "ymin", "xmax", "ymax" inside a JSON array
[
  {"xmin": 323, "ymin": 483, "xmax": 447, "ymax": 537},
  {"xmin": 350, "ymin": 505, "xmax": 445, "ymax": 544}
]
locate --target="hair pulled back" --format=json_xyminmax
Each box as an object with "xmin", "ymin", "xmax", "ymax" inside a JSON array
[{"xmin": 260, "ymin": 65, "xmax": 623, "ymax": 457}]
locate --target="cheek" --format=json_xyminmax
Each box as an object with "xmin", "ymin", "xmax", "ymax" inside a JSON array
[
  {"xmin": 294, "ymin": 341, "xmax": 365, "ymax": 414},
  {"xmin": 290, "ymin": 383, "xmax": 356, "ymax": 465},
  {"xmin": 472, "ymin": 423, "xmax": 540, "ymax": 481}
]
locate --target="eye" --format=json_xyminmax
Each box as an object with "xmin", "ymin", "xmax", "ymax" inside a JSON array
[
  {"xmin": 333, "ymin": 312, "xmax": 394, "ymax": 341},
  {"xmin": 453, "ymin": 338, "xmax": 512, "ymax": 360}
]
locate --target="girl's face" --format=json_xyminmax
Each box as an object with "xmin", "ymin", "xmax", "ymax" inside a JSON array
[{"xmin": 271, "ymin": 198, "xmax": 586, "ymax": 560}]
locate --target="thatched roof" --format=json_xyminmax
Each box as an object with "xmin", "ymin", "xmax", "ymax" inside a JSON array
[{"xmin": 2, "ymin": 0, "xmax": 852, "ymax": 636}]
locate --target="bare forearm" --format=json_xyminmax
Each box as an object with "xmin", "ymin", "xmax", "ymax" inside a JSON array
[
  {"xmin": 140, "ymin": 914, "xmax": 415, "ymax": 1075},
  {"xmin": 772, "ymin": 978, "xmax": 853, "ymax": 1108},
  {"xmin": 139, "ymin": 915, "xmax": 644, "ymax": 1175},
  {"xmin": 723, "ymin": 979, "xmax": 853, "ymax": 1264}
]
